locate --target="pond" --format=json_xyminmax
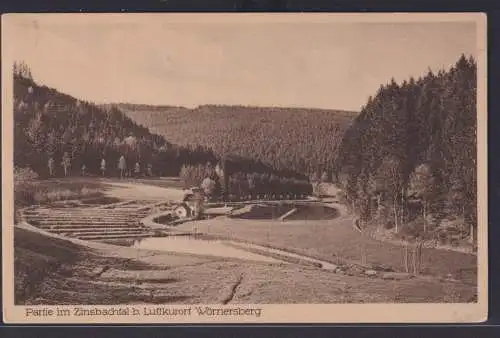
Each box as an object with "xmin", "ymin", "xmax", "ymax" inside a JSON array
[
  {"xmin": 229, "ymin": 202, "xmax": 339, "ymax": 221},
  {"xmin": 129, "ymin": 235, "xmax": 338, "ymax": 270},
  {"xmin": 131, "ymin": 236, "xmax": 281, "ymax": 264},
  {"xmin": 153, "ymin": 202, "xmax": 339, "ymax": 226}
]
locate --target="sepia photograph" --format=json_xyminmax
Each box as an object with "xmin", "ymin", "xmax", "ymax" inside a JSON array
[{"xmin": 2, "ymin": 13, "xmax": 487, "ymax": 323}]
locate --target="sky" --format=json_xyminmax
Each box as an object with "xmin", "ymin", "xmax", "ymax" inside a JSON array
[{"xmin": 5, "ymin": 14, "xmax": 479, "ymax": 111}]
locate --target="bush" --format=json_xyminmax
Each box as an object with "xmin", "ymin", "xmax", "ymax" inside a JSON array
[
  {"xmin": 433, "ymin": 225, "xmax": 468, "ymax": 246},
  {"xmin": 396, "ymin": 217, "xmax": 435, "ymax": 242},
  {"xmin": 14, "ymin": 166, "xmax": 103, "ymax": 212},
  {"xmin": 14, "ymin": 167, "xmax": 39, "ymax": 208},
  {"xmin": 14, "ymin": 167, "xmax": 39, "ymax": 187},
  {"xmin": 14, "ymin": 167, "xmax": 40, "ymax": 222}
]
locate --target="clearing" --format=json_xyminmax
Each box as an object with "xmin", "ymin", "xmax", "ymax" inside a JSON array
[{"xmin": 14, "ymin": 178, "xmax": 477, "ymax": 304}]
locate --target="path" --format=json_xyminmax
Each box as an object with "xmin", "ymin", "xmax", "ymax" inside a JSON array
[{"xmin": 102, "ymin": 181, "xmax": 186, "ymax": 202}]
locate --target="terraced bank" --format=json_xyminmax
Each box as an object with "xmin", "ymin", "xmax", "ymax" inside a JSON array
[{"xmin": 20, "ymin": 200, "xmax": 160, "ymax": 241}]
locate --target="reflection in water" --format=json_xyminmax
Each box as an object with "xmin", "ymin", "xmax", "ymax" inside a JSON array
[
  {"xmin": 229, "ymin": 203, "xmax": 339, "ymax": 221},
  {"xmin": 132, "ymin": 236, "xmax": 280, "ymax": 263}
]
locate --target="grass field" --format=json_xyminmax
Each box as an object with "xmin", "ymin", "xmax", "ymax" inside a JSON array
[{"xmin": 175, "ymin": 217, "xmax": 477, "ymax": 284}]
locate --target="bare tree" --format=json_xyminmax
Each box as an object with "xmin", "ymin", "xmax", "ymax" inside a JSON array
[
  {"xmin": 409, "ymin": 163, "xmax": 437, "ymax": 232},
  {"xmin": 61, "ymin": 152, "xmax": 71, "ymax": 177},
  {"xmin": 376, "ymin": 156, "xmax": 405, "ymax": 232},
  {"xmin": 100, "ymin": 158, "xmax": 106, "ymax": 177},
  {"xmin": 118, "ymin": 155, "xmax": 127, "ymax": 179}
]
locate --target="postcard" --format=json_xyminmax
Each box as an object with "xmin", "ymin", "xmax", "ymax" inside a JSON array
[{"xmin": 2, "ymin": 12, "xmax": 487, "ymax": 323}]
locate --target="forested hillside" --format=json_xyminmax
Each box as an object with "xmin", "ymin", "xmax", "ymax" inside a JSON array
[
  {"xmin": 336, "ymin": 55, "xmax": 477, "ymax": 247},
  {"xmin": 14, "ymin": 68, "xmax": 199, "ymax": 177},
  {"xmin": 113, "ymin": 103, "xmax": 357, "ymax": 177},
  {"xmin": 13, "ymin": 62, "xmax": 311, "ymax": 199}
]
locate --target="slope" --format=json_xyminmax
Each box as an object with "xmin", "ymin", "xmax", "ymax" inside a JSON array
[{"xmin": 115, "ymin": 103, "xmax": 358, "ymax": 176}]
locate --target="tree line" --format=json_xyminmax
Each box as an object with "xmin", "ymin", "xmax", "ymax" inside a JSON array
[
  {"xmin": 336, "ymin": 55, "xmax": 477, "ymax": 246},
  {"xmin": 180, "ymin": 162, "xmax": 312, "ymax": 202},
  {"xmin": 13, "ymin": 62, "xmax": 312, "ymax": 198}
]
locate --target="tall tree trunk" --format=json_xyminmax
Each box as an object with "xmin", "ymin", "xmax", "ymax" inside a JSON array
[
  {"xmin": 473, "ymin": 225, "xmax": 477, "ymax": 253},
  {"xmin": 470, "ymin": 223, "xmax": 477, "ymax": 252},
  {"xmin": 400, "ymin": 187, "xmax": 405, "ymax": 226},
  {"xmin": 376, "ymin": 194, "xmax": 382, "ymax": 229},
  {"xmin": 404, "ymin": 243, "xmax": 409, "ymax": 273},
  {"xmin": 423, "ymin": 201, "xmax": 427, "ymax": 233},
  {"xmin": 393, "ymin": 198, "xmax": 398, "ymax": 233}
]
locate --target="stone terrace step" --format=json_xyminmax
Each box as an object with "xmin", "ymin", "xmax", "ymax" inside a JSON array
[
  {"xmin": 26, "ymin": 220, "xmax": 142, "ymax": 226},
  {"xmin": 25, "ymin": 216, "xmax": 149, "ymax": 222},
  {"xmin": 24, "ymin": 213, "xmax": 142, "ymax": 218},
  {"xmin": 24, "ymin": 209, "xmax": 143, "ymax": 214},
  {"xmin": 38, "ymin": 225, "xmax": 146, "ymax": 232},
  {"xmin": 26, "ymin": 207, "xmax": 131, "ymax": 211},
  {"xmin": 100, "ymin": 204, "xmax": 152, "ymax": 208},
  {"xmin": 25, "ymin": 219, "xmax": 143, "ymax": 225},
  {"xmin": 66, "ymin": 229, "xmax": 147, "ymax": 237},
  {"xmin": 24, "ymin": 209, "xmax": 150, "ymax": 214},
  {"xmin": 26, "ymin": 205, "xmax": 150, "ymax": 209},
  {"xmin": 22, "ymin": 206, "xmax": 157, "ymax": 241},
  {"xmin": 113, "ymin": 204, "xmax": 150, "ymax": 208},
  {"xmin": 77, "ymin": 233, "xmax": 153, "ymax": 240},
  {"xmin": 22, "ymin": 213, "xmax": 130, "ymax": 218},
  {"xmin": 23, "ymin": 214, "xmax": 149, "ymax": 220},
  {"xmin": 23, "ymin": 212, "xmax": 150, "ymax": 218}
]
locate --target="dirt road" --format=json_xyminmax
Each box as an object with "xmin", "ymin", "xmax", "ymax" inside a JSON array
[{"xmin": 102, "ymin": 180, "xmax": 186, "ymax": 202}]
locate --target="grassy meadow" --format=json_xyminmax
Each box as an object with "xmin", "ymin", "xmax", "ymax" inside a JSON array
[{"xmin": 175, "ymin": 217, "xmax": 477, "ymax": 284}]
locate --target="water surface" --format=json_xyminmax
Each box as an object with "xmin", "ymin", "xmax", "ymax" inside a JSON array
[{"xmin": 132, "ymin": 236, "xmax": 280, "ymax": 263}]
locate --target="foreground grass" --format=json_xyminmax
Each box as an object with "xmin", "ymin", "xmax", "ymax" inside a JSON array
[
  {"xmin": 175, "ymin": 217, "xmax": 477, "ymax": 284},
  {"xmin": 14, "ymin": 226, "xmax": 476, "ymax": 304}
]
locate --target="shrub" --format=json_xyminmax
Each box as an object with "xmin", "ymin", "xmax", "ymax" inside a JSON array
[
  {"xmin": 14, "ymin": 167, "xmax": 39, "ymax": 187},
  {"xmin": 14, "ymin": 167, "xmax": 39, "ymax": 207},
  {"xmin": 396, "ymin": 217, "xmax": 435, "ymax": 242}
]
